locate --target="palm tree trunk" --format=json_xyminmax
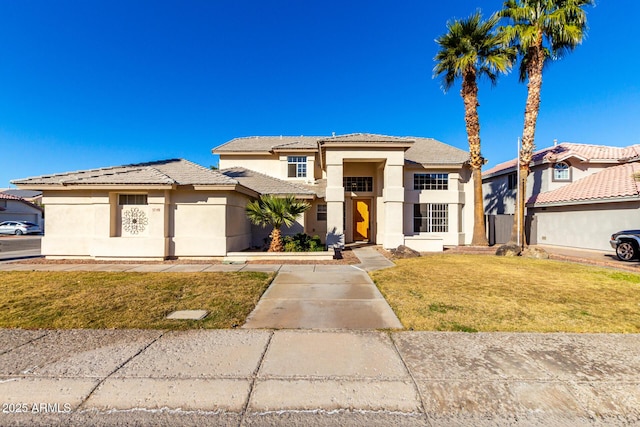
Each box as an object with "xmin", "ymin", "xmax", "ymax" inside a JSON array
[
  {"xmin": 268, "ymin": 227, "xmax": 284, "ymax": 252},
  {"xmin": 462, "ymin": 72, "xmax": 489, "ymax": 246},
  {"xmin": 511, "ymin": 41, "xmax": 545, "ymax": 248}
]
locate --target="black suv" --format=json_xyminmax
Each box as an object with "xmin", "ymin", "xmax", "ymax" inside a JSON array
[{"xmin": 610, "ymin": 230, "xmax": 640, "ymax": 261}]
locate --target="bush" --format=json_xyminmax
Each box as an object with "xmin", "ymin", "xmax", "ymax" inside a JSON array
[{"xmin": 283, "ymin": 233, "xmax": 325, "ymax": 252}]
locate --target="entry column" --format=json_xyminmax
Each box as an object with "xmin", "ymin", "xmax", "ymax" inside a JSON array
[
  {"xmin": 325, "ymin": 156, "xmax": 345, "ymax": 248},
  {"xmin": 383, "ymin": 156, "xmax": 405, "ymax": 249}
]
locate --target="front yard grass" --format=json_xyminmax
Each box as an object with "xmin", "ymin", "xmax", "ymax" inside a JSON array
[
  {"xmin": 371, "ymin": 254, "xmax": 640, "ymax": 333},
  {"xmin": 0, "ymin": 271, "xmax": 273, "ymax": 330}
]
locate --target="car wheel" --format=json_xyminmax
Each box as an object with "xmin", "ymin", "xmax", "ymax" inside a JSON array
[
  {"xmin": 616, "ymin": 241, "xmax": 637, "ymax": 261},
  {"xmin": 14, "ymin": 229, "xmax": 24, "ymax": 235}
]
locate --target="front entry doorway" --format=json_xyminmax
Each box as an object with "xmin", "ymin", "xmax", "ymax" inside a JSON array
[{"xmin": 353, "ymin": 199, "xmax": 371, "ymax": 241}]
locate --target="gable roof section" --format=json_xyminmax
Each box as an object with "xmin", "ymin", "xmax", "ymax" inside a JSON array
[
  {"xmin": 404, "ymin": 137, "xmax": 470, "ymax": 165},
  {"xmin": 213, "ymin": 136, "xmax": 321, "ymax": 154},
  {"xmin": 220, "ymin": 167, "xmax": 316, "ymax": 198},
  {"xmin": 528, "ymin": 162, "xmax": 640, "ymax": 206},
  {"xmin": 12, "ymin": 159, "xmax": 237, "ymax": 187},
  {"xmin": 213, "ymin": 133, "xmax": 470, "ymax": 165},
  {"xmin": 484, "ymin": 143, "xmax": 640, "ymax": 178}
]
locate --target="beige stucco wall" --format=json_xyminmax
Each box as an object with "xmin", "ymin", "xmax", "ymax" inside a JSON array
[
  {"xmin": 219, "ymin": 152, "xmax": 322, "ymax": 182},
  {"xmin": 305, "ymin": 199, "xmax": 327, "ymax": 242},
  {"xmin": 219, "ymin": 154, "xmax": 281, "ymax": 176},
  {"xmin": 40, "ymin": 188, "xmax": 253, "ymax": 259},
  {"xmin": 531, "ymin": 201, "xmax": 640, "ymax": 251}
]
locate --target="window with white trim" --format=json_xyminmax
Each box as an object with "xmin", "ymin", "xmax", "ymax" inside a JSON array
[
  {"xmin": 413, "ymin": 203, "xmax": 448, "ymax": 233},
  {"xmin": 414, "ymin": 173, "xmax": 448, "ymax": 190},
  {"xmin": 507, "ymin": 173, "xmax": 517, "ymax": 190},
  {"xmin": 287, "ymin": 156, "xmax": 307, "ymax": 178},
  {"xmin": 317, "ymin": 204, "xmax": 327, "ymax": 221},
  {"xmin": 553, "ymin": 162, "xmax": 570, "ymax": 181}
]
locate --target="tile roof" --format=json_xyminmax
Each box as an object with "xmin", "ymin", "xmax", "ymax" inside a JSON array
[
  {"xmin": 528, "ymin": 162, "xmax": 640, "ymax": 206},
  {"xmin": 213, "ymin": 133, "xmax": 470, "ymax": 165},
  {"xmin": 484, "ymin": 143, "xmax": 640, "ymax": 177},
  {"xmin": 221, "ymin": 167, "xmax": 317, "ymax": 197},
  {"xmin": 0, "ymin": 192, "xmax": 43, "ymax": 211},
  {"xmin": 405, "ymin": 137, "xmax": 470, "ymax": 165},
  {"xmin": 0, "ymin": 192, "xmax": 25, "ymax": 201},
  {"xmin": 0, "ymin": 189, "xmax": 42, "ymax": 199},
  {"xmin": 318, "ymin": 133, "xmax": 415, "ymax": 144},
  {"xmin": 12, "ymin": 159, "xmax": 237, "ymax": 186},
  {"xmin": 213, "ymin": 136, "xmax": 321, "ymax": 153}
]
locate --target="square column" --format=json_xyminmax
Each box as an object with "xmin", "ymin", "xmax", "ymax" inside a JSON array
[
  {"xmin": 383, "ymin": 162, "xmax": 405, "ymax": 249},
  {"xmin": 325, "ymin": 162, "xmax": 345, "ymax": 248}
]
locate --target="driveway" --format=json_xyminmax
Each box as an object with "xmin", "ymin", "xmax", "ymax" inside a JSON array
[{"xmin": 0, "ymin": 235, "xmax": 41, "ymax": 261}]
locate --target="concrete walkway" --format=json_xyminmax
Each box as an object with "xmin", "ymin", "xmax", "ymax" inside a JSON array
[
  {"xmin": 242, "ymin": 266, "xmax": 402, "ymax": 329},
  {"xmin": 1, "ymin": 329, "xmax": 638, "ymax": 426}
]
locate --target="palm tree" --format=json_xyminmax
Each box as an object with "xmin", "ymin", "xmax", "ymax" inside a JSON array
[
  {"xmin": 246, "ymin": 194, "xmax": 311, "ymax": 252},
  {"xmin": 500, "ymin": 0, "xmax": 593, "ymax": 247},
  {"xmin": 434, "ymin": 11, "xmax": 515, "ymax": 246}
]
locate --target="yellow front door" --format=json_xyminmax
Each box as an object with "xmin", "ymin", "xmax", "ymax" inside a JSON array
[{"xmin": 353, "ymin": 199, "xmax": 370, "ymax": 241}]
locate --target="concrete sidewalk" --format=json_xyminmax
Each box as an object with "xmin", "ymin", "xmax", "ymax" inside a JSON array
[{"xmin": 0, "ymin": 329, "xmax": 638, "ymax": 426}]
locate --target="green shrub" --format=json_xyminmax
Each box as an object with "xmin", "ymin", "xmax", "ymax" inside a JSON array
[{"xmin": 283, "ymin": 233, "xmax": 325, "ymax": 252}]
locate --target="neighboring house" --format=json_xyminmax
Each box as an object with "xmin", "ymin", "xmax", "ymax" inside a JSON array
[
  {"xmin": 482, "ymin": 142, "xmax": 640, "ymax": 251},
  {"xmin": 0, "ymin": 189, "xmax": 43, "ymax": 206},
  {"xmin": 12, "ymin": 133, "xmax": 474, "ymax": 259},
  {"xmin": 0, "ymin": 192, "xmax": 44, "ymax": 229}
]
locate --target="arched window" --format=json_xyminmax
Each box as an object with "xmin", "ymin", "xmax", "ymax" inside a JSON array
[{"xmin": 553, "ymin": 162, "xmax": 570, "ymax": 181}]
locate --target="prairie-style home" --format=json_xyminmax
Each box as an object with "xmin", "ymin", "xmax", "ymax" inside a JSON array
[{"xmin": 13, "ymin": 133, "xmax": 475, "ymax": 259}]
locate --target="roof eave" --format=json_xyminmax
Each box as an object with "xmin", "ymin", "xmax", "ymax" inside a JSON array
[
  {"xmin": 321, "ymin": 142, "xmax": 414, "ymax": 149},
  {"xmin": 213, "ymin": 150, "xmax": 273, "ymax": 156},
  {"xmin": 271, "ymin": 148, "xmax": 318, "ymax": 153},
  {"xmin": 529, "ymin": 195, "xmax": 640, "ymax": 208},
  {"xmin": 13, "ymin": 183, "xmax": 177, "ymax": 190}
]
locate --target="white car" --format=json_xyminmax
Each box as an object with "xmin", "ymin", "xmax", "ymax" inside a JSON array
[{"xmin": 0, "ymin": 221, "xmax": 42, "ymax": 235}]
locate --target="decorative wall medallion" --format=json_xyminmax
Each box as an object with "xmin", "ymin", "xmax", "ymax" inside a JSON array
[{"xmin": 122, "ymin": 208, "xmax": 148, "ymax": 235}]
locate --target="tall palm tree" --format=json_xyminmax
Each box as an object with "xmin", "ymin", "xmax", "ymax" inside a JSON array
[
  {"xmin": 500, "ymin": 0, "xmax": 593, "ymax": 247},
  {"xmin": 434, "ymin": 11, "xmax": 514, "ymax": 246},
  {"xmin": 246, "ymin": 194, "xmax": 310, "ymax": 252}
]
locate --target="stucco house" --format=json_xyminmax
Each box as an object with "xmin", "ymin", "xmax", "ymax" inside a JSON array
[
  {"xmin": 13, "ymin": 133, "xmax": 474, "ymax": 259},
  {"xmin": 482, "ymin": 142, "xmax": 640, "ymax": 251},
  {"xmin": 0, "ymin": 192, "xmax": 44, "ymax": 229}
]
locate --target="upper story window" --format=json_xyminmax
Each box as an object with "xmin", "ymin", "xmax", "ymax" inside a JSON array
[
  {"xmin": 553, "ymin": 162, "xmax": 571, "ymax": 182},
  {"xmin": 344, "ymin": 177, "xmax": 373, "ymax": 192},
  {"xmin": 287, "ymin": 156, "xmax": 307, "ymax": 178},
  {"xmin": 414, "ymin": 173, "xmax": 448, "ymax": 190},
  {"xmin": 507, "ymin": 173, "xmax": 518, "ymax": 190},
  {"xmin": 119, "ymin": 194, "xmax": 148, "ymax": 205}
]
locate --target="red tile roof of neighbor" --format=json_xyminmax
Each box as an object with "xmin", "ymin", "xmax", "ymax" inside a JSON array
[
  {"xmin": 0, "ymin": 192, "xmax": 25, "ymax": 201},
  {"xmin": 483, "ymin": 142, "xmax": 640, "ymax": 177},
  {"xmin": 528, "ymin": 162, "xmax": 640, "ymax": 206}
]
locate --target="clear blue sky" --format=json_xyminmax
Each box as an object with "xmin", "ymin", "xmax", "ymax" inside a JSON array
[{"xmin": 1, "ymin": 1, "xmax": 638, "ymax": 187}]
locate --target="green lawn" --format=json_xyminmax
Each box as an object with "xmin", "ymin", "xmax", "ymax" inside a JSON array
[
  {"xmin": 371, "ymin": 254, "xmax": 640, "ymax": 333},
  {"xmin": 0, "ymin": 271, "xmax": 273, "ymax": 330}
]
